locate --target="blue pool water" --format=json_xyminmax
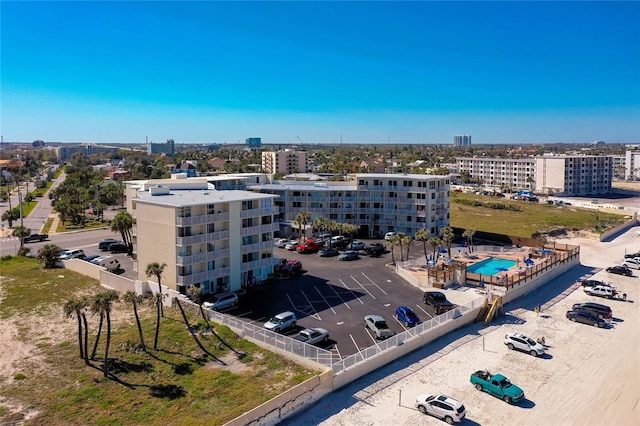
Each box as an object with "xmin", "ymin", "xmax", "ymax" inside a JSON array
[{"xmin": 467, "ymin": 257, "xmax": 517, "ymax": 275}]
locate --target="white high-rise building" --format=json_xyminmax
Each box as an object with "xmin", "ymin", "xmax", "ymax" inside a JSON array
[{"xmin": 453, "ymin": 135, "xmax": 471, "ymax": 147}]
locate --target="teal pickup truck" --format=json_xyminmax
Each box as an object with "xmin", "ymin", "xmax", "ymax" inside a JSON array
[{"xmin": 470, "ymin": 370, "xmax": 525, "ymax": 404}]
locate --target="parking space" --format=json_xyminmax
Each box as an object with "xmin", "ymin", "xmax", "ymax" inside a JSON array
[{"xmin": 227, "ymin": 241, "xmax": 439, "ymax": 359}]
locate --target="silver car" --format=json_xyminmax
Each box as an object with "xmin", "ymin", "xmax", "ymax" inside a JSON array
[
  {"xmin": 504, "ymin": 332, "xmax": 546, "ymax": 356},
  {"xmin": 364, "ymin": 315, "xmax": 395, "ymax": 339},
  {"xmin": 203, "ymin": 292, "xmax": 238, "ymax": 310},
  {"xmin": 415, "ymin": 394, "xmax": 466, "ymax": 424}
]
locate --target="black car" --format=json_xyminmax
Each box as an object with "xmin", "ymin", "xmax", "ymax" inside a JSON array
[
  {"xmin": 624, "ymin": 252, "xmax": 640, "ymax": 259},
  {"xmin": 571, "ymin": 302, "xmax": 612, "ymax": 320},
  {"xmin": 109, "ymin": 243, "xmax": 128, "ymax": 253},
  {"xmin": 580, "ymin": 279, "xmax": 610, "ymax": 288},
  {"xmin": 99, "ymin": 238, "xmax": 122, "ymax": 251},
  {"xmin": 364, "ymin": 243, "xmax": 385, "ymax": 256},
  {"xmin": 423, "ymin": 291, "xmax": 455, "ymax": 315},
  {"xmin": 83, "ymin": 254, "xmax": 101, "ymax": 263},
  {"xmin": 606, "ymin": 265, "xmax": 633, "ymax": 276},
  {"xmin": 24, "ymin": 233, "xmax": 49, "ymax": 243},
  {"xmin": 566, "ymin": 310, "xmax": 608, "ymax": 328}
]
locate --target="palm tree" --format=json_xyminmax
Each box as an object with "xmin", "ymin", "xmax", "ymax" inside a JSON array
[
  {"xmin": 312, "ymin": 217, "xmax": 327, "ymax": 237},
  {"xmin": 63, "ymin": 298, "xmax": 86, "ymax": 360},
  {"xmin": 174, "ymin": 298, "xmax": 216, "ymax": 358},
  {"xmin": 402, "ymin": 234, "xmax": 412, "ymax": 260},
  {"xmin": 427, "ymin": 236, "xmax": 443, "ymax": 262},
  {"xmin": 99, "ymin": 290, "xmax": 119, "ymax": 377},
  {"xmin": 294, "ymin": 211, "xmax": 311, "ymax": 241},
  {"xmin": 187, "ymin": 285, "xmax": 210, "ymax": 327},
  {"xmin": 110, "ymin": 211, "xmax": 134, "ymax": 255},
  {"xmin": 145, "ymin": 262, "xmax": 167, "ymax": 317},
  {"xmin": 90, "ymin": 293, "xmax": 105, "ymax": 360},
  {"xmin": 152, "ymin": 293, "xmax": 163, "ymax": 350},
  {"xmin": 395, "ymin": 232, "xmax": 407, "ymax": 262},
  {"xmin": 123, "ymin": 291, "xmax": 146, "ymax": 351},
  {"xmin": 439, "ymin": 226, "xmax": 455, "ymax": 258},
  {"xmin": 12, "ymin": 226, "xmax": 30, "ymax": 253},
  {"xmin": 387, "ymin": 234, "xmax": 402, "ymax": 265},
  {"xmin": 415, "ymin": 229, "xmax": 430, "ymax": 260},
  {"xmin": 37, "ymin": 244, "xmax": 63, "ymax": 268},
  {"xmin": 462, "ymin": 228, "xmax": 476, "ymax": 253}
]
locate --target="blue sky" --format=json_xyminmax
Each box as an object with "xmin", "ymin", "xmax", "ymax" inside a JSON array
[{"xmin": 2, "ymin": 1, "xmax": 639, "ymax": 145}]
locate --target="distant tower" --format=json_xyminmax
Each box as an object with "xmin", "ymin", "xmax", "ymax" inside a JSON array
[
  {"xmin": 246, "ymin": 137, "xmax": 262, "ymax": 150},
  {"xmin": 454, "ymin": 135, "xmax": 471, "ymax": 147}
]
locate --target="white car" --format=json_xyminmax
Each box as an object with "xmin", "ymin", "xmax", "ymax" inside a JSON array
[
  {"xmin": 264, "ymin": 311, "xmax": 297, "ymax": 333},
  {"xmin": 621, "ymin": 259, "xmax": 640, "ymax": 269},
  {"xmin": 59, "ymin": 249, "xmax": 86, "ymax": 260},
  {"xmin": 415, "ymin": 394, "xmax": 466, "ymax": 424},
  {"xmin": 384, "ymin": 232, "xmax": 397, "ymax": 241},
  {"xmin": 364, "ymin": 315, "xmax": 395, "ymax": 339},
  {"xmin": 203, "ymin": 292, "xmax": 239, "ymax": 310},
  {"xmin": 275, "ymin": 238, "xmax": 296, "ymax": 248},
  {"xmin": 285, "ymin": 241, "xmax": 299, "ymax": 251},
  {"xmin": 584, "ymin": 285, "xmax": 619, "ymax": 299},
  {"xmin": 504, "ymin": 332, "xmax": 546, "ymax": 357}
]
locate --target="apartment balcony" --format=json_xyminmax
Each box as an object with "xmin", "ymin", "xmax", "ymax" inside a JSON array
[
  {"xmin": 240, "ymin": 258, "xmax": 277, "ymax": 272},
  {"xmin": 176, "ymin": 211, "xmax": 230, "ymax": 226},
  {"xmin": 176, "ymin": 266, "xmax": 231, "ymax": 286},
  {"xmin": 241, "ymin": 240, "xmax": 275, "ymax": 254},
  {"xmin": 176, "ymin": 230, "xmax": 230, "ymax": 246},
  {"xmin": 239, "ymin": 206, "xmax": 280, "ymax": 219},
  {"xmin": 240, "ymin": 223, "xmax": 279, "ymax": 237},
  {"xmin": 176, "ymin": 248, "xmax": 231, "ymax": 267}
]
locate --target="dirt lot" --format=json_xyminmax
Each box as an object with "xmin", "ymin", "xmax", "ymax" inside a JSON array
[{"xmin": 283, "ymin": 225, "xmax": 640, "ymax": 426}]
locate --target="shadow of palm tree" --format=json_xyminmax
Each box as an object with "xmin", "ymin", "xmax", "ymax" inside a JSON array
[{"xmin": 150, "ymin": 384, "xmax": 186, "ymax": 400}]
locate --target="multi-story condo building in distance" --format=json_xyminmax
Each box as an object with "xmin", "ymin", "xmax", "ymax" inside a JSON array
[
  {"xmin": 125, "ymin": 174, "xmax": 279, "ymax": 295},
  {"xmin": 453, "ymin": 135, "xmax": 471, "ymax": 147},
  {"xmin": 456, "ymin": 155, "xmax": 612, "ymax": 196},
  {"xmin": 456, "ymin": 157, "xmax": 536, "ymax": 192},
  {"xmin": 261, "ymin": 149, "xmax": 309, "ymax": 175},
  {"xmin": 147, "ymin": 139, "xmax": 175, "ymax": 156},
  {"xmin": 249, "ymin": 173, "xmax": 450, "ymax": 239},
  {"xmin": 46, "ymin": 144, "xmax": 120, "ymax": 161},
  {"xmin": 245, "ymin": 137, "xmax": 262, "ymax": 150},
  {"xmin": 534, "ymin": 155, "xmax": 612, "ymax": 196},
  {"xmin": 624, "ymin": 149, "xmax": 640, "ymax": 180}
]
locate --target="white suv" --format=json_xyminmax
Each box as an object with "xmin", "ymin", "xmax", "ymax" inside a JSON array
[
  {"xmin": 621, "ymin": 259, "xmax": 640, "ymax": 269},
  {"xmin": 203, "ymin": 292, "xmax": 238, "ymax": 310},
  {"xmin": 264, "ymin": 311, "xmax": 297, "ymax": 333},
  {"xmin": 415, "ymin": 394, "xmax": 466, "ymax": 424},
  {"xmin": 584, "ymin": 285, "xmax": 618, "ymax": 299},
  {"xmin": 504, "ymin": 332, "xmax": 546, "ymax": 357}
]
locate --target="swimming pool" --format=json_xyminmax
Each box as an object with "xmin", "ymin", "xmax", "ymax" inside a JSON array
[{"xmin": 467, "ymin": 257, "xmax": 517, "ymax": 275}]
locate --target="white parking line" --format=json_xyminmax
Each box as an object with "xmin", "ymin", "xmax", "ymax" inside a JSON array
[
  {"xmin": 339, "ymin": 278, "xmax": 365, "ymax": 304},
  {"xmin": 349, "ymin": 334, "xmax": 361, "ymax": 354},
  {"xmin": 334, "ymin": 344, "xmax": 342, "ymax": 360},
  {"xmin": 287, "ymin": 292, "xmax": 320, "ymax": 319},
  {"xmin": 360, "ymin": 272, "xmax": 389, "ymax": 295},
  {"xmin": 393, "ymin": 314, "xmax": 409, "ymax": 330},
  {"xmin": 315, "ymin": 287, "xmax": 337, "ymax": 315},
  {"xmin": 416, "ymin": 304, "xmax": 433, "ymax": 319},
  {"xmin": 300, "ymin": 290, "xmax": 322, "ymax": 320},
  {"xmin": 350, "ymin": 275, "xmax": 376, "ymax": 300},
  {"xmin": 327, "ymin": 283, "xmax": 351, "ymax": 309}
]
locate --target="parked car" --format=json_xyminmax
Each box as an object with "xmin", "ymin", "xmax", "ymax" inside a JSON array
[
  {"xmin": 395, "ymin": 306, "xmax": 421, "ymax": 327},
  {"xmin": 203, "ymin": 292, "xmax": 239, "ymax": 310},
  {"xmin": 580, "ymin": 279, "xmax": 610, "ymax": 288},
  {"xmin": 24, "ymin": 233, "xmax": 49, "ymax": 243},
  {"xmin": 606, "ymin": 265, "xmax": 633, "ymax": 276},
  {"xmin": 83, "ymin": 254, "xmax": 101, "ymax": 263},
  {"xmin": 293, "ymin": 328, "xmax": 329, "ymax": 345},
  {"xmin": 571, "ymin": 302, "xmax": 612, "ymax": 320},
  {"xmin": 423, "ymin": 291, "xmax": 456, "ymax": 315},
  {"xmin": 364, "ymin": 314, "xmax": 395, "ymax": 339},
  {"xmin": 384, "ymin": 232, "xmax": 397, "ymax": 241},
  {"xmin": 275, "ymin": 238, "xmax": 296, "ymax": 248},
  {"xmin": 503, "ymin": 332, "xmax": 546, "ymax": 357},
  {"xmin": 470, "ymin": 370, "xmax": 525, "ymax": 404},
  {"xmin": 109, "ymin": 243, "xmax": 128, "ymax": 254},
  {"xmin": 318, "ymin": 247, "xmax": 339, "ymax": 257},
  {"xmin": 316, "ymin": 232, "xmax": 331, "ymax": 240},
  {"xmin": 364, "ymin": 243, "xmax": 385, "ymax": 256},
  {"xmin": 566, "ymin": 310, "xmax": 609, "ymax": 328},
  {"xmin": 296, "ymin": 239, "xmax": 324, "ymax": 254},
  {"xmin": 338, "ymin": 250, "xmax": 359, "ymax": 261},
  {"xmin": 99, "ymin": 238, "xmax": 123, "ymax": 251},
  {"xmin": 349, "ymin": 241, "xmax": 366, "ymax": 250},
  {"xmin": 415, "ymin": 394, "xmax": 466, "ymax": 424},
  {"xmin": 624, "ymin": 252, "xmax": 640, "ymax": 259},
  {"xmin": 59, "ymin": 249, "xmax": 86, "ymax": 260},
  {"xmin": 92, "ymin": 256, "xmax": 121, "ymax": 272},
  {"xmin": 621, "ymin": 259, "xmax": 640, "ymax": 269},
  {"xmin": 285, "ymin": 241, "xmax": 299, "ymax": 251},
  {"xmin": 330, "ymin": 235, "xmax": 346, "ymax": 245},
  {"xmin": 264, "ymin": 311, "xmax": 297, "ymax": 333},
  {"xmin": 584, "ymin": 285, "xmax": 619, "ymax": 299}
]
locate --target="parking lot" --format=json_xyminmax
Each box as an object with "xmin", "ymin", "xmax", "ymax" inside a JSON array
[{"xmin": 216, "ymin": 240, "xmax": 444, "ymax": 359}]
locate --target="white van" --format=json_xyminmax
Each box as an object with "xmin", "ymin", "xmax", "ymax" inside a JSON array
[{"xmin": 92, "ymin": 256, "xmax": 121, "ymax": 272}]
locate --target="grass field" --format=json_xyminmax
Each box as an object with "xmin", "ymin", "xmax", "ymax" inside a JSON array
[
  {"xmin": 0, "ymin": 257, "xmax": 318, "ymax": 426},
  {"xmin": 449, "ymin": 192, "xmax": 629, "ymax": 238}
]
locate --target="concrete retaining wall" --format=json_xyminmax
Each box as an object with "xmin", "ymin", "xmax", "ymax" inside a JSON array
[
  {"xmin": 599, "ymin": 214, "xmax": 638, "ymax": 242},
  {"xmin": 63, "ymin": 258, "xmax": 102, "ymax": 280},
  {"xmin": 223, "ymin": 370, "xmax": 334, "ymax": 426},
  {"xmin": 331, "ymin": 306, "xmax": 481, "ymax": 390}
]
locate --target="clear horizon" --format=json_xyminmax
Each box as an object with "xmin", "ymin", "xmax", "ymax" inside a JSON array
[{"xmin": 2, "ymin": 1, "xmax": 639, "ymax": 145}]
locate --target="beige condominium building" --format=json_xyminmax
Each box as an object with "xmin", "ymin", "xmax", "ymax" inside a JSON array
[
  {"xmin": 249, "ymin": 173, "xmax": 451, "ymax": 239},
  {"xmin": 261, "ymin": 149, "xmax": 309, "ymax": 175},
  {"xmin": 126, "ymin": 175, "xmax": 279, "ymax": 295},
  {"xmin": 456, "ymin": 157, "xmax": 536, "ymax": 191}
]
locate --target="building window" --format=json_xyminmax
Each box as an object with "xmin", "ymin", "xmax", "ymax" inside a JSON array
[
  {"xmin": 207, "ymin": 204, "xmax": 215, "ymax": 215},
  {"xmin": 207, "ymin": 223, "xmax": 215, "ymax": 233}
]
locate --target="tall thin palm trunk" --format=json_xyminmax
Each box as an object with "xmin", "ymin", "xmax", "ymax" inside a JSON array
[
  {"xmin": 154, "ymin": 293, "xmax": 161, "ymax": 350},
  {"xmin": 132, "ymin": 301, "xmax": 145, "ymax": 351},
  {"xmin": 103, "ymin": 309, "xmax": 111, "ymax": 377},
  {"xmin": 175, "ymin": 299, "xmax": 215, "ymax": 357},
  {"xmin": 81, "ymin": 313, "xmax": 90, "ymax": 365},
  {"xmin": 75, "ymin": 314, "xmax": 84, "ymax": 359},
  {"xmin": 91, "ymin": 313, "xmax": 104, "ymax": 360}
]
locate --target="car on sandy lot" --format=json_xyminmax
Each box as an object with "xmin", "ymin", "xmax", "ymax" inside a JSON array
[
  {"xmin": 264, "ymin": 311, "xmax": 297, "ymax": 333},
  {"xmin": 624, "ymin": 252, "xmax": 640, "ymax": 259},
  {"xmin": 605, "ymin": 265, "xmax": 633, "ymax": 276},
  {"xmin": 503, "ymin": 332, "xmax": 546, "ymax": 357},
  {"xmin": 415, "ymin": 394, "xmax": 466, "ymax": 424},
  {"xmin": 566, "ymin": 309, "xmax": 609, "ymax": 328},
  {"xmin": 580, "ymin": 279, "xmax": 610, "ymax": 288},
  {"xmin": 364, "ymin": 314, "xmax": 395, "ymax": 339},
  {"xmin": 203, "ymin": 292, "xmax": 239, "ymax": 310},
  {"xmin": 584, "ymin": 285, "xmax": 619, "ymax": 299},
  {"xmin": 318, "ymin": 247, "xmax": 339, "ymax": 257},
  {"xmin": 620, "ymin": 259, "xmax": 640, "ymax": 269},
  {"xmin": 338, "ymin": 250, "xmax": 359, "ymax": 261},
  {"xmin": 395, "ymin": 306, "xmax": 421, "ymax": 327},
  {"xmin": 571, "ymin": 302, "xmax": 612, "ymax": 320}
]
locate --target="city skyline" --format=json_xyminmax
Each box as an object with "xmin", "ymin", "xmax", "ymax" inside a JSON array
[{"xmin": 2, "ymin": 1, "xmax": 639, "ymax": 145}]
